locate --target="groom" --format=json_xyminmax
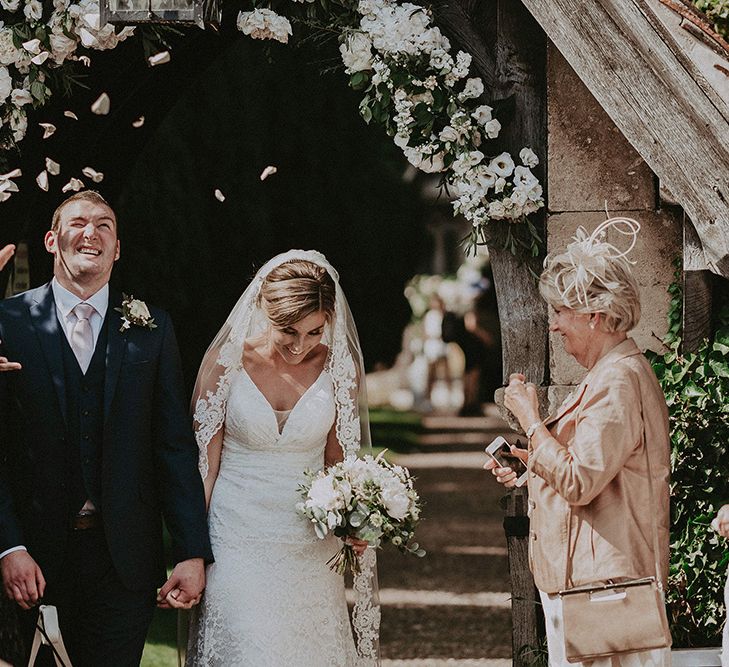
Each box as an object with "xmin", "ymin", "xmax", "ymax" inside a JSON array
[{"xmin": 0, "ymin": 191, "xmax": 212, "ymax": 665}]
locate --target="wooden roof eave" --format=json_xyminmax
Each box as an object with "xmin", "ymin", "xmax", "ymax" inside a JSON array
[{"xmin": 520, "ymin": 0, "xmax": 729, "ymax": 277}]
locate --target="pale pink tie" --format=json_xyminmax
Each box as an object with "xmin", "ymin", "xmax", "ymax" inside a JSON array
[{"xmin": 70, "ymin": 303, "xmax": 95, "ymax": 373}]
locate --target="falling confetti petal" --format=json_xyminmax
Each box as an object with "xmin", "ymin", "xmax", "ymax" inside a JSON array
[
  {"xmin": 31, "ymin": 52, "xmax": 49, "ymax": 65},
  {"xmin": 22, "ymin": 38, "xmax": 41, "ymax": 54},
  {"xmin": 91, "ymin": 93, "xmax": 110, "ymax": 115},
  {"xmin": 0, "ymin": 169, "xmax": 22, "ymax": 180},
  {"xmin": 259, "ymin": 165, "xmax": 277, "ymax": 181},
  {"xmin": 147, "ymin": 51, "xmax": 171, "ymax": 67},
  {"xmin": 61, "ymin": 178, "xmax": 85, "ymax": 193},
  {"xmin": 39, "ymin": 123, "xmax": 56, "ymax": 139},
  {"xmin": 132, "ymin": 116, "xmax": 145, "ymax": 128},
  {"xmin": 64, "ymin": 111, "xmax": 78, "ymax": 120},
  {"xmin": 78, "ymin": 55, "xmax": 91, "ymax": 67},
  {"xmin": 45, "ymin": 158, "xmax": 60, "ymax": 175},
  {"xmin": 36, "ymin": 170, "xmax": 49, "ymax": 191},
  {"xmin": 81, "ymin": 167, "xmax": 104, "ymax": 183},
  {"xmin": 214, "ymin": 189, "xmax": 225, "ymax": 202}
]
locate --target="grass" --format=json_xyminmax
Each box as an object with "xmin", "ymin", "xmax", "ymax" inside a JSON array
[{"xmin": 142, "ymin": 608, "xmax": 181, "ymax": 667}]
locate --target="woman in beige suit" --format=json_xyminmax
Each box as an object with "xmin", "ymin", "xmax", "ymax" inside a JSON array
[{"xmin": 487, "ymin": 218, "xmax": 671, "ymax": 666}]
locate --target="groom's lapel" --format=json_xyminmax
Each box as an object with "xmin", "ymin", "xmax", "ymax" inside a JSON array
[
  {"xmin": 29, "ymin": 283, "xmax": 67, "ymax": 427},
  {"xmin": 104, "ymin": 292, "xmax": 128, "ymax": 423}
]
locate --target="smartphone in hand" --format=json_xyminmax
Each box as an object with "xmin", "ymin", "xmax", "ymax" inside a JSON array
[{"xmin": 485, "ymin": 435, "xmax": 528, "ymax": 487}]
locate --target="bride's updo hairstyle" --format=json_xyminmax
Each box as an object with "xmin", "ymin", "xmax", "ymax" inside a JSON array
[{"xmin": 259, "ymin": 260, "xmax": 336, "ymax": 328}]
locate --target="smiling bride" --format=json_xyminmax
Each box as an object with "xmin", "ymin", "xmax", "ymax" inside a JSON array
[{"xmin": 186, "ymin": 250, "xmax": 380, "ymax": 666}]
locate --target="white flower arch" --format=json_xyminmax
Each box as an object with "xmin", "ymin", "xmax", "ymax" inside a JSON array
[{"xmin": 0, "ymin": 0, "xmax": 544, "ymax": 251}]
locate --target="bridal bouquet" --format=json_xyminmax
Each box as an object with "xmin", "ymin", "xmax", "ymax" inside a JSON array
[{"xmin": 296, "ymin": 452, "xmax": 424, "ymax": 575}]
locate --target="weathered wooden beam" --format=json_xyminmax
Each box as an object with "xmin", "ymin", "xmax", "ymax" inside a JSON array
[
  {"xmin": 520, "ymin": 0, "xmax": 729, "ymax": 276},
  {"xmin": 683, "ymin": 218, "xmax": 714, "ymax": 352},
  {"xmin": 489, "ymin": 0, "xmax": 549, "ymax": 386}
]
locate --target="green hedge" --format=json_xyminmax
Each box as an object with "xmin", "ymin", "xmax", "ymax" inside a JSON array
[{"xmin": 648, "ymin": 269, "xmax": 729, "ymax": 647}]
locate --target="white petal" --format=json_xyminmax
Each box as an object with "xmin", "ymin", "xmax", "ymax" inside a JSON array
[
  {"xmin": 0, "ymin": 169, "xmax": 22, "ymax": 180},
  {"xmin": 45, "ymin": 158, "xmax": 60, "ymax": 175},
  {"xmin": 132, "ymin": 116, "xmax": 145, "ymax": 128},
  {"xmin": 30, "ymin": 52, "xmax": 49, "ymax": 65},
  {"xmin": 81, "ymin": 167, "xmax": 104, "ymax": 183},
  {"xmin": 147, "ymin": 51, "xmax": 170, "ymax": 67},
  {"xmin": 79, "ymin": 28, "xmax": 96, "ymax": 49},
  {"xmin": 61, "ymin": 177, "xmax": 85, "ymax": 193},
  {"xmin": 91, "ymin": 92, "xmax": 110, "ymax": 115},
  {"xmin": 78, "ymin": 55, "xmax": 91, "ymax": 67},
  {"xmin": 22, "ymin": 39, "xmax": 41, "ymax": 54},
  {"xmin": 0, "ymin": 191, "xmax": 12, "ymax": 203},
  {"xmin": 64, "ymin": 111, "xmax": 78, "ymax": 120},
  {"xmin": 39, "ymin": 123, "xmax": 56, "ymax": 139},
  {"xmin": 259, "ymin": 165, "xmax": 277, "ymax": 181},
  {"xmin": 214, "ymin": 189, "xmax": 225, "ymax": 202},
  {"xmin": 36, "ymin": 170, "xmax": 49, "ymax": 191}
]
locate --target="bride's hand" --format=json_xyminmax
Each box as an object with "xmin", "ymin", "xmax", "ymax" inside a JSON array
[{"xmin": 345, "ymin": 537, "xmax": 369, "ymax": 556}]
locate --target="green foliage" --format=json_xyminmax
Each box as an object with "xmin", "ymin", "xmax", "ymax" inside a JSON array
[
  {"xmin": 648, "ymin": 263, "xmax": 729, "ymax": 647},
  {"xmin": 693, "ymin": 0, "xmax": 729, "ymax": 40}
]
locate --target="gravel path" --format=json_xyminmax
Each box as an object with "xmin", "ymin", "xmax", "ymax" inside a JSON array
[{"xmin": 376, "ymin": 419, "xmax": 513, "ymax": 664}]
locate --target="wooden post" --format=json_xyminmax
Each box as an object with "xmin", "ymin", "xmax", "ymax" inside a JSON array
[
  {"xmin": 683, "ymin": 218, "xmax": 713, "ymax": 353},
  {"xmin": 504, "ymin": 487, "xmax": 541, "ymax": 666}
]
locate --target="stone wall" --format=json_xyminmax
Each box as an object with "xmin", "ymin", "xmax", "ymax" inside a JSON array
[{"xmin": 545, "ymin": 44, "xmax": 682, "ymax": 407}]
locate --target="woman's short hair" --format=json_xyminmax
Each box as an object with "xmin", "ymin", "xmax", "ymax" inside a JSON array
[
  {"xmin": 539, "ymin": 240, "xmax": 642, "ymax": 333},
  {"xmin": 259, "ymin": 260, "xmax": 336, "ymax": 328}
]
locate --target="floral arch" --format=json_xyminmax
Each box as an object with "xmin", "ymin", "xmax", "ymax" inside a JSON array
[{"xmin": 0, "ymin": 0, "xmax": 544, "ymax": 255}]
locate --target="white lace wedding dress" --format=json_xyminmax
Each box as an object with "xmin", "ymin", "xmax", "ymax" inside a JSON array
[{"xmin": 186, "ymin": 366, "xmax": 358, "ymax": 667}]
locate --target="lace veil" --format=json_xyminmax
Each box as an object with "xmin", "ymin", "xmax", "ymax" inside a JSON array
[{"xmin": 191, "ymin": 249, "xmax": 381, "ymax": 664}]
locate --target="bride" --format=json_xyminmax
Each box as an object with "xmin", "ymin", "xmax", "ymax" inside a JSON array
[{"xmin": 186, "ymin": 250, "xmax": 380, "ymax": 666}]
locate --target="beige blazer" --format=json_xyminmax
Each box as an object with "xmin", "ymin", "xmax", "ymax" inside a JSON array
[{"xmin": 527, "ymin": 338, "xmax": 670, "ymax": 594}]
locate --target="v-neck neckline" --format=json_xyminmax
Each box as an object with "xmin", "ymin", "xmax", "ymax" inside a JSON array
[{"xmin": 240, "ymin": 364, "xmax": 326, "ymax": 437}]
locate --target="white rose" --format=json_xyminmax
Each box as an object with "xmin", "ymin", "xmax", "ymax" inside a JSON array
[
  {"xmin": 380, "ymin": 475, "xmax": 410, "ymax": 520},
  {"xmin": 471, "ymin": 104, "xmax": 492, "ymax": 125},
  {"xmin": 11, "ymin": 88, "xmax": 31, "ymax": 106},
  {"xmin": 483, "ymin": 118, "xmax": 501, "ymax": 139},
  {"xmin": 489, "ymin": 152, "xmax": 515, "ymax": 177},
  {"xmin": 237, "ymin": 9, "xmax": 292, "ymax": 44},
  {"xmin": 494, "ymin": 177, "xmax": 506, "ymax": 193},
  {"xmin": 438, "ymin": 125, "xmax": 459, "ymax": 143},
  {"xmin": 23, "ymin": 0, "xmax": 43, "ymax": 20},
  {"xmin": 49, "ymin": 32, "xmax": 77, "ymax": 64},
  {"xmin": 513, "ymin": 165, "xmax": 538, "ymax": 190},
  {"xmin": 308, "ymin": 476, "xmax": 343, "ymax": 512},
  {"xmin": 0, "ymin": 66, "xmax": 11, "ymax": 104},
  {"xmin": 391, "ymin": 535, "xmax": 403, "ymax": 546},
  {"xmin": 451, "ymin": 150, "xmax": 484, "ymax": 176},
  {"xmin": 0, "ymin": 0, "xmax": 20, "ymax": 10},
  {"xmin": 128, "ymin": 299, "xmax": 151, "ymax": 320},
  {"xmin": 519, "ymin": 147, "xmax": 539, "ymax": 168},
  {"xmin": 339, "ymin": 32, "xmax": 372, "ymax": 74},
  {"xmin": 459, "ymin": 77, "xmax": 484, "ymax": 101}
]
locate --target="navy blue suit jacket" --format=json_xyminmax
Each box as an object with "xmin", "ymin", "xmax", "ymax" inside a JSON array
[{"xmin": 0, "ymin": 283, "xmax": 212, "ymax": 591}]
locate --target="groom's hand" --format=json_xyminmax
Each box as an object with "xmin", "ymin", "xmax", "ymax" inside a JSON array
[
  {"xmin": 1, "ymin": 551, "xmax": 46, "ymax": 610},
  {"xmin": 157, "ymin": 557, "xmax": 205, "ymax": 609}
]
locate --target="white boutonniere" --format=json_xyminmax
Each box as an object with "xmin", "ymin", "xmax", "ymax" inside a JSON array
[{"xmin": 115, "ymin": 294, "xmax": 157, "ymax": 332}]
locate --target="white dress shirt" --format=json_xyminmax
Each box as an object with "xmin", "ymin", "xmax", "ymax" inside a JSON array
[{"xmin": 0, "ymin": 280, "xmax": 109, "ymax": 561}]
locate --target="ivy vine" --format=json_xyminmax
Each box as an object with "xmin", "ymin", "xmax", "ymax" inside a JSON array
[{"xmin": 648, "ymin": 263, "xmax": 729, "ymax": 647}]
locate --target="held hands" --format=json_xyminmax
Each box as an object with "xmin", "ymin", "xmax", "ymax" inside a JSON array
[
  {"xmin": 484, "ymin": 445, "xmax": 529, "ymax": 488},
  {"xmin": 157, "ymin": 558, "xmax": 205, "ymax": 610},
  {"xmin": 1, "ymin": 550, "xmax": 46, "ymax": 610},
  {"xmin": 711, "ymin": 504, "xmax": 729, "ymax": 538},
  {"xmin": 503, "ymin": 373, "xmax": 540, "ymax": 432}
]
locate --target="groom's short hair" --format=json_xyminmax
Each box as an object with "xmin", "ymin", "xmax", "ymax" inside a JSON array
[{"xmin": 51, "ymin": 191, "xmax": 116, "ymax": 232}]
